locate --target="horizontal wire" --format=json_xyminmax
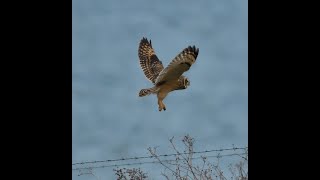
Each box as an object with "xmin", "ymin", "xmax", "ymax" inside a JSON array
[
  {"xmin": 72, "ymin": 152, "xmax": 247, "ymax": 171},
  {"xmin": 72, "ymin": 147, "xmax": 247, "ymax": 166}
]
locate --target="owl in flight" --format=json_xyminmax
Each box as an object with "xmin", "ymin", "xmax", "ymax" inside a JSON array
[{"xmin": 138, "ymin": 37, "xmax": 199, "ymax": 111}]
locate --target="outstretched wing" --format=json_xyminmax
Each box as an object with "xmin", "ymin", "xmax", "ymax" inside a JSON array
[
  {"xmin": 138, "ymin": 37, "xmax": 164, "ymax": 84},
  {"xmin": 155, "ymin": 46, "xmax": 199, "ymax": 85}
]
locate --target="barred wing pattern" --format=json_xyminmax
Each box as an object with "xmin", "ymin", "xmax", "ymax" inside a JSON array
[
  {"xmin": 155, "ymin": 46, "xmax": 199, "ymax": 85},
  {"xmin": 138, "ymin": 38, "xmax": 164, "ymax": 84}
]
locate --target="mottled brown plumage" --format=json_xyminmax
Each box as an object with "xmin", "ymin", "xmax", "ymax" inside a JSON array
[
  {"xmin": 138, "ymin": 38, "xmax": 164, "ymax": 84},
  {"xmin": 138, "ymin": 37, "xmax": 199, "ymax": 111}
]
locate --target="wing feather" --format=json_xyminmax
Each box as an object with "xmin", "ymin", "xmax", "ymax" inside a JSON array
[
  {"xmin": 138, "ymin": 37, "xmax": 164, "ymax": 84},
  {"xmin": 155, "ymin": 46, "xmax": 199, "ymax": 85}
]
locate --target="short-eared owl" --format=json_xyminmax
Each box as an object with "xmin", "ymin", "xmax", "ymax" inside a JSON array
[{"xmin": 138, "ymin": 37, "xmax": 199, "ymax": 111}]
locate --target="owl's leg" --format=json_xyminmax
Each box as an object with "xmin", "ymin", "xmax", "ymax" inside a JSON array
[
  {"xmin": 158, "ymin": 99, "xmax": 166, "ymax": 111},
  {"xmin": 157, "ymin": 93, "xmax": 167, "ymax": 111}
]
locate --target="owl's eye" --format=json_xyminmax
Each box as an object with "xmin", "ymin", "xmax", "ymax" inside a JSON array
[{"xmin": 184, "ymin": 78, "xmax": 190, "ymax": 88}]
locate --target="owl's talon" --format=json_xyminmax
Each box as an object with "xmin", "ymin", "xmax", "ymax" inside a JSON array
[{"xmin": 159, "ymin": 105, "xmax": 166, "ymax": 111}]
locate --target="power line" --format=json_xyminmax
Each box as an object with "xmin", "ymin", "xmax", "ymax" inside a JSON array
[{"xmin": 72, "ymin": 147, "xmax": 247, "ymax": 166}]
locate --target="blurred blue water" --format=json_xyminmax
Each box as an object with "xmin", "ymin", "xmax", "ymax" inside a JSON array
[{"xmin": 72, "ymin": 0, "xmax": 247, "ymax": 179}]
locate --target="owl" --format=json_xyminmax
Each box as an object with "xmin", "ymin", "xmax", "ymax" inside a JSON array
[{"xmin": 138, "ymin": 37, "xmax": 199, "ymax": 111}]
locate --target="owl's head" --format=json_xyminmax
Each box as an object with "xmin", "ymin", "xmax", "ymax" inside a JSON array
[{"xmin": 183, "ymin": 77, "xmax": 190, "ymax": 88}]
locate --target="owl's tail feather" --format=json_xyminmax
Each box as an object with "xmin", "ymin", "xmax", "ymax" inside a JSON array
[{"xmin": 139, "ymin": 88, "xmax": 156, "ymax": 97}]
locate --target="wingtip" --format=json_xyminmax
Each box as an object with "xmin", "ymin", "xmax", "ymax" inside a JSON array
[
  {"xmin": 188, "ymin": 45, "xmax": 199, "ymax": 52},
  {"xmin": 185, "ymin": 45, "xmax": 199, "ymax": 58},
  {"xmin": 141, "ymin": 37, "xmax": 147, "ymax": 42},
  {"xmin": 193, "ymin": 45, "xmax": 199, "ymax": 55},
  {"xmin": 140, "ymin": 37, "xmax": 152, "ymax": 47}
]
